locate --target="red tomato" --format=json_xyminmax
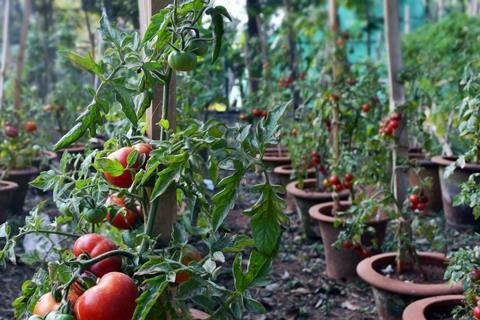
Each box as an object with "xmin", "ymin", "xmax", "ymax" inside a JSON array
[
  {"xmin": 176, "ymin": 245, "xmax": 202, "ymax": 284},
  {"xmin": 252, "ymin": 109, "xmax": 263, "ymax": 118},
  {"xmin": 74, "ymin": 272, "xmax": 138, "ymax": 320},
  {"xmin": 416, "ymin": 203, "xmax": 426, "ymax": 211},
  {"xmin": 361, "ymin": 249, "xmax": 372, "ymax": 258},
  {"xmin": 390, "ymin": 112, "xmax": 402, "ymax": 121},
  {"xmin": 329, "ymin": 175, "xmax": 340, "ymax": 185},
  {"xmin": 4, "ymin": 125, "xmax": 19, "ymax": 138},
  {"xmin": 473, "ymin": 306, "xmax": 480, "ymax": 320},
  {"xmin": 409, "ymin": 194, "xmax": 420, "ymax": 206},
  {"xmin": 343, "ymin": 181, "xmax": 353, "ymax": 189},
  {"xmin": 106, "ymin": 195, "xmax": 139, "ymax": 230},
  {"xmin": 383, "ymin": 126, "xmax": 394, "ymax": 135},
  {"xmin": 342, "ymin": 240, "xmax": 353, "ymax": 249},
  {"xmin": 361, "ymin": 103, "xmax": 370, "ymax": 113},
  {"xmin": 345, "ymin": 173, "xmax": 354, "ymax": 181},
  {"xmin": 103, "ymin": 144, "xmax": 152, "ymax": 188},
  {"xmin": 33, "ymin": 293, "xmax": 60, "ymax": 317},
  {"xmin": 335, "ymin": 184, "xmax": 344, "ymax": 192},
  {"xmin": 472, "ymin": 268, "xmax": 480, "ymax": 281},
  {"xmin": 262, "ymin": 111, "xmax": 268, "ymax": 118},
  {"xmin": 24, "ymin": 121, "xmax": 38, "ymax": 132},
  {"xmin": 73, "ymin": 234, "xmax": 122, "ymax": 277},
  {"xmin": 389, "ymin": 120, "xmax": 399, "ymax": 129}
]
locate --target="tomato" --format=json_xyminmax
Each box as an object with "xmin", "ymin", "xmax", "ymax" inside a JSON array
[
  {"xmin": 73, "ymin": 234, "xmax": 122, "ymax": 277},
  {"xmin": 33, "ymin": 293, "xmax": 60, "ymax": 317},
  {"xmin": 168, "ymin": 51, "xmax": 197, "ymax": 72},
  {"xmin": 342, "ymin": 240, "xmax": 353, "ymax": 249},
  {"xmin": 187, "ymin": 38, "xmax": 208, "ymax": 56},
  {"xmin": 24, "ymin": 121, "xmax": 38, "ymax": 132},
  {"xmin": 106, "ymin": 195, "xmax": 139, "ymax": 229},
  {"xmin": 345, "ymin": 173, "xmax": 354, "ymax": 181},
  {"xmin": 176, "ymin": 245, "xmax": 202, "ymax": 284},
  {"xmin": 473, "ymin": 305, "xmax": 480, "ymax": 320},
  {"xmin": 262, "ymin": 111, "xmax": 268, "ymax": 118},
  {"xmin": 4, "ymin": 125, "xmax": 19, "ymax": 138},
  {"xmin": 390, "ymin": 112, "xmax": 402, "ymax": 121},
  {"xmin": 322, "ymin": 179, "xmax": 331, "ymax": 189},
  {"xmin": 361, "ymin": 249, "xmax": 372, "ymax": 258},
  {"xmin": 329, "ymin": 175, "xmax": 340, "ymax": 186},
  {"xmin": 361, "ymin": 103, "xmax": 370, "ymax": 113},
  {"xmin": 472, "ymin": 268, "xmax": 480, "ymax": 281},
  {"xmin": 84, "ymin": 207, "xmax": 107, "ymax": 224},
  {"xmin": 328, "ymin": 94, "xmax": 340, "ymax": 103},
  {"xmin": 291, "ymin": 128, "xmax": 298, "ymax": 136},
  {"xmin": 74, "ymin": 272, "xmax": 138, "ymax": 320},
  {"xmin": 343, "ymin": 181, "xmax": 353, "ymax": 189},
  {"xmin": 416, "ymin": 203, "xmax": 426, "ymax": 211},
  {"xmin": 383, "ymin": 126, "xmax": 394, "ymax": 135},
  {"xmin": 409, "ymin": 194, "xmax": 420, "ymax": 206},
  {"xmin": 252, "ymin": 109, "xmax": 263, "ymax": 118},
  {"xmin": 335, "ymin": 184, "xmax": 344, "ymax": 192},
  {"xmin": 389, "ymin": 120, "xmax": 399, "ymax": 129},
  {"xmin": 239, "ymin": 114, "xmax": 248, "ymax": 121},
  {"xmin": 103, "ymin": 144, "xmax": 152, "ymax": 188},
  {"xmin": 44, "ymin": 312, "xmax": 76, "ymax": 320}
]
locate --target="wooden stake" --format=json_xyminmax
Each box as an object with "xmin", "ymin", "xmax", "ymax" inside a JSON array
[
  {"xmin": 138, "ymin": 0, "xmax": 177, "ymax": 247},
  {"xmin": 0, "ymin": 0, "xmax": 10, "ymax": 110},
  {"xmin": 13, "ymin": 0, "xmax": 31, "ymax": 112}
]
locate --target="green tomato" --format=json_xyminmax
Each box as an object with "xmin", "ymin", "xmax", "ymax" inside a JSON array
[
  {"xmin": 44, "ymin": 312, "xmax": 75, "ymax": 320},
  {"xmin": 84, "ymin": 207, "xmax": 107, "ymax": 224},
  {"xmin": 167, "ymin": 51, "xmax": 197, "ymax": 72},
  {"xmin": 187, "ymin": 38, "xmax": 208, "ymax": 56}
]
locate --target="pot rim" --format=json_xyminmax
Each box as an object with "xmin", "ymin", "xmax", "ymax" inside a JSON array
[
  {"xmin": 0, "ymin": 180, "xmax": 19, "ymax": 192},
  {"xmin": 262, "ymin": 153, "xmax": 290, "ymax": 162},
  {"xmin": 402, "ymin": 294, "xmax": 464, "ymax": 320},
  {"xmin": 309, "ymin": 201, "xmax": 390, "ymax": 224},
  {"xmin": 42, "ymin": 150, "xmax": 58, "ymax": 161},
  {"xmin": 0, "ymin": 166, "xmax": 39, "ymax": 176},
  {"xmin": 273, "ymin": 164, "xmax": 315, "ymax": 175},
  {"xmin": 286, "ymin": 179, "xmax": 349, "ymax": 200},
  {"xmin": 356, "ymin": 252, "xmax": 463, "ymax": 296},
  {"xmin": 432, "ymin": 155, "xmax": 480, "ymax": 171}
]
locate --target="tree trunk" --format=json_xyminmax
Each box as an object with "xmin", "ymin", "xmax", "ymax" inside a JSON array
[
  {"xmin": 13, "ymin": 0, "xmax": 31, "ymax": 112},
  {"xmin": 0, "ymin": 0, "xmax": 11, "ymax": 110}
]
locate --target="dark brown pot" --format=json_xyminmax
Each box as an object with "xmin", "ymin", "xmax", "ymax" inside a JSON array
[
  {"xmin": 309, "ymin": 201, "xmax": 390, "ymax": 281},
  {"xmin": 402, "ymin": 295, "xmax": 464, "ymax": 320},
  {"xmin": 265, "ymin": 145, "xmax": 288, "ymax": 154},
  {"xmin": 32, "ymin": 150, "xmax": 58, "ymax": 169},
  {"xmin": 286, "ymin": 179, "xmax": 349, "ymax": 239},
  {"xmin": 431, "ymin": 156, "xmax": 480, "ymax": 229},
  {"xmin": 262, "ymin": 152, "xmax": 290, "ymax": 169},
  {"xmin": 0, "ymin": 167, "xmax": 39, "ymax": 213},
  {"xmin": 409, "ymin": 152, "xmax": 443, "ymax": 214},
  {"xmin": 0, "ymin": 181, "xmax": 19, "ymax": 223},
  {"xmin": 273, "ymin": 165, "xmax": 316, "ymax": 214},
  {"xmin": 357, "ymin": 252, "xmax": 463, "ymax": 320}
]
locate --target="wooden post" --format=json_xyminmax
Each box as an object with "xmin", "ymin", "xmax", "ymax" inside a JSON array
[
  {"xmin": 384, "ymin": 0, "xmax": 408, "ymax": 203},
  {"xmin": 0, "ymin": 0, "xmax": 10, "ymax": 110},
  {"xmin": 404, "ymin": 4, "xmax": 411, "ymax": 34},
  {"xmin": 138, "ymin": 0, "xmax": 177, "ymax": 247},
  {"xmin": 13, "ymin": 0, "xmax": 31, "ymax": 111},
  {"xmin": 469, "ymin": 0, "xmax": 479, "ymax": 16}
]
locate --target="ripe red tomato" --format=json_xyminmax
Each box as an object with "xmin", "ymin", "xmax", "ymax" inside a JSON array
[
  {"xmin": 33, "ymin": 293, "xmax": 60, "ymax": 317},
  {"xmin": 389, "ymin": 120, "xmax": 399, "ymax": 129},
  {"xmin": 473, "ymin": 305, "xmax": 480, "ymax": 320},
  {"xmin": 24, "ymin": 121, "xmax": 38, "ymax": 132},
  {"xmin": 361, "ymin": 103, "xmax": 370, "ymax": 113},
  {"xmin": 73, "ymin": 234, "xmax": 122, "ymax": 277},
  {"xmin": 345, "ymin": 173, "xmax": 354, "ymax": 181},
  {"xmin": 416, "ymin": 203, "xmax": 426, "ymax": 211},
  {"xmin": 390, "ymin": 112, "xmax": 402, "ymax": 121},
  {"xmin": 335, "ymin": 184, "xmax": 344, "ymax": 192},
  {"xmin": 106, "ymin": 195, "xmax": 139, "ymax": 229},
  {"xmin": 176, "ymin": 245, "xmax": 202, "ymax": 284},
  {"xmin": 4, "ymin": 125, "xmax": 19, "ymax": 138},
  {"xmin": 342, "ymin": 240, "xmax": 353, "ymax": 249},
  {"xmin": 472, "ymin": 268, "xmax": 480, "ymax": 281},
  {"xmin": 329, "ymin": 175, "xmax": 340, "ymax": 185},
  {"xmin": 103, "ymin": 144, "xmax": 152, "ymax": 188},
  {"xmin": 252, "ymin": 109, "xmax": 263, "ymax": 118},
  {"xmin": 74, "ymin": 272, "xmax": 138, "ymax": 320},
  {"xmin": 343, "ymin": 181, "xmax": 353, "ymax": 189},
  {"xmin": 361, "ymin": 249, "xmax": 372, "ymax": 258},
  {"xmin": 383, "ymin": 126, "xmax": 394, "ymax": 135},
  {"xmin": 409, "ymin": 194, "xmax": 420, "ymax": 206}
]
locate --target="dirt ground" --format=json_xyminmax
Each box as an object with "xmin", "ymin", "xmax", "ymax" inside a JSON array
[{"xmin": 0, "ymin": 174, "xmax": 475, "ymax": 320}]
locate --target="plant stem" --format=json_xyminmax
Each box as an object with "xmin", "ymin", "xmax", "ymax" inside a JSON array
[
  {"xmin": 18, "ymin": 229, "xmax": 80, "ymax": 239},
  {"xmin": 74, "ymin": 249, "xmax": 136, "ymax": 268}
]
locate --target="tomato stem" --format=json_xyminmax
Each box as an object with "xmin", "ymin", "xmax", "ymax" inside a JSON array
[{"xmin": 72, "ymin": 249, "xmax": 136, "ymax": 268}]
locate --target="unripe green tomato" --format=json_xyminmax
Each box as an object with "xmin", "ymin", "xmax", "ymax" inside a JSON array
[
  {"xmin": 187, "ymin": 38, "xmax": 208, "ymax": 56},
  {"xmin": 84, "ymin": 207, "xmax": 107, "ymax": 224},
  {"xmin": 167, "ymin": 51, "xmax": 197, "ymax": 72},
  {"xmin": 44, "ymin": 312, "xmax": 75, "ymax": 320}
]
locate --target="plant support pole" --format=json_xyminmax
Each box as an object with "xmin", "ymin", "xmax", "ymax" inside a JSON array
[
  {"xmin": 0, "ymin": 0, "xmax": 10, "ymax": 111},
  {"xmin": 139, "ymin": 0, "xmax": 177, "ymax": 248}
]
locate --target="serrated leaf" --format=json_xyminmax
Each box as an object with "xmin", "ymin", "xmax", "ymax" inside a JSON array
[
  {"xmin": 97, "ymin": 158, "xmax": 126, "ymax": 177},
  {"xmin": 53, "ymin": 122, "xmax": 88, "ymax": 151},
  {"xmin": 132, "ymin": 275, "xmax": 168, "ymax": 320},
  {"xmin": 211, "ymin": 168, "xmax": 244, "ymax": 231}
]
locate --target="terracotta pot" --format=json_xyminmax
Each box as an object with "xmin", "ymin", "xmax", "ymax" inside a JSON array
[
  {"xmin": 309, "ymin": 201, "xmax": 390, "ymax": 281},
  {"xmin": 0, "ymin": 181, "xmax": 19, "ymax": 223},
  {"xmin": 265, "ymin": 145, "xmax": 288, "ymax": 154},
  {"xmin": 262, "ymin": 152, "xmax": 290, "ymax": 169},
  {"xmin": 0, "ymin": 167, "xmax": 39, "ymax": 213},
  {"xmin": 408, "ymin": 152, "xmax": 442, "ymax": 214},
  {"xmin": 357, "ymin": 252, "xmax": 463, "ymax": 320},
  {"xmin": 286, "ymin": 179, "xmax": 349, "ymax": 239},
  {"xmin": 402, "ymin": 295, "xmax": 464, "ymax": 320},
  {"xmin": 32, "ymin": 150, "xmax": 58, "ymax": 169},
  {"xmin": 431, "ymin": 156, "xmax": 480, "ymax": 229},
  {"xmin": 272, "ymin": 165, "xmax": 316, "ymax": 214}
]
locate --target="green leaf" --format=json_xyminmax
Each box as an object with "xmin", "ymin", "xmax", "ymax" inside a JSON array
[
  {"xmin": 97, "ymin": 158, "xmax": 126, "ymax": 177},
  {"xmin": 142, "ymin": 9, "xmax": 170, "ymax": 43},
  {"xmin": 65, "ymin": 51, "xmax": 102, "ymax": 76},
  {"xmin": 127, "ymin": 150, "xmax": 139, "ymax": 168},
  {"xmin": 115, "ymin": 89, "xmax": 138, "ymax": 127},
  {"xmin": 134, "ymin": 92, "xmax": 152, "ymax": 118},
  {"xmin": 207, "ymin": 6, "xmax": 231, "ymax": 62},
  {"xmin": 133, "ymin": 275, "xmax": 168, "ymax": 320},
  {"xmin": 211, "ymin": 167, "xmax": 244, "ymax": 231},
  {"xmin": 151, "ymin": 166, "xmax": 181, "ymax": 201},
  {"xmin": 53, "ymin": 122, "xmax": 88, "ymax": 151}
]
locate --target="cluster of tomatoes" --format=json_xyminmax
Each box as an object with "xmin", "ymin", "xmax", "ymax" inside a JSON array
[
  {"xmin": 342, "ymin": 240, "xmax": 372, "ymax": 258},
  {"xmin": 408, "ymin": 191, "xmax": 429, "ymax": 212},
  {"xmin": 379, "ymin": 112, "xmax": 402, "ymax": 136},
  {"xmin": 322, "ymin": 173, "xmax": 354, "ymax": 192},
  {"xmin": 278, "ymin": 75, "xmax": 293, "ymax": 88},
  {"xmin": 239, "ymin": 109, "xmax": 268, "ymax": 122},
  {"xmin": 3, "ymin": 121, "xmax": 37, "ymax": 138}
]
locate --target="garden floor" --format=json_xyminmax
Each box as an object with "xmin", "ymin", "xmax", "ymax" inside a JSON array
[{"xmin": 0, "ymin": 173, "xmax": 477, "ymax": 319}]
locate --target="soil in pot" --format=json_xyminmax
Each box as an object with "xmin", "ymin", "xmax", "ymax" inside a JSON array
[
  {"xmin": 286, "ymin": 179, "xmax": 349, "ymax": 239},
  {"xmin": 0, "ymin": 181, "xmax": 19, "ymax": 223},
  {"xmin": 431, "ymin": 156, "xmax": 480, "ymax": 229},
  {"xmin": 357, "ymin": 252, "xmax": 463, "ymax": 320},
  {"xmin": 0, "ymin": 167, "xmax": 39, "ymax": 214},
  {"xmin": 402, "ymin": 295, "xmax": 464, "ymax": 320},
  {"xmin": 309, "ymin": 201, "xmax": 389, "ymax": 282},
  {"xmin": 409, "ymin": 152, "xmax": 443, "ymax": 214},
  {"xmin": 272, "ymin": 165, "xmax": 316, "ymax": 214}
]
